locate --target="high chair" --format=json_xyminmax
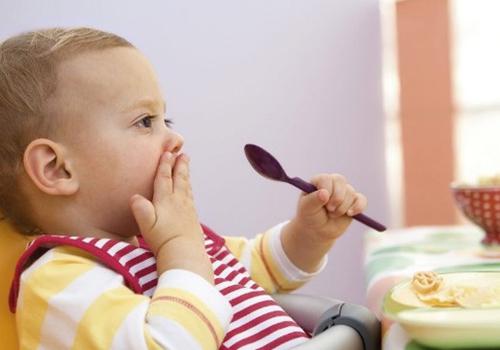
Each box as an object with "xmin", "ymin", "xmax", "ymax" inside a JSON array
[{"xmin": 0, "ymin": 218, "xmax": 380, "ymax": 350}]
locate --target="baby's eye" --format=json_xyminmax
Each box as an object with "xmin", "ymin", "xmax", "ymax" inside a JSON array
[
  {"xmin": 135, "ymin": 115, "xmax": 155, "ymax": 128},
  {"xmin": 164, "ymin": 118, "xmax": 173, "ymax": 128}
]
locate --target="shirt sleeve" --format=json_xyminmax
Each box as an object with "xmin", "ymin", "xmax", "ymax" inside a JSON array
[
  {"xmin": 15, "ymin": 246, "xmax": 232, "ymax": 350},
  {"xmin": 223, "ymin": 222, "xmax": 327, "ymax": 294}
]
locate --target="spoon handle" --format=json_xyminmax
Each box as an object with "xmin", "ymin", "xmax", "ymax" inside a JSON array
[
  {"xmin": 287, "ymin": 177, "xmax": 386, "ymax": 232},
  {"xmin": 287, "ymin": 177, "xmax": 317, "ymax": 193}
]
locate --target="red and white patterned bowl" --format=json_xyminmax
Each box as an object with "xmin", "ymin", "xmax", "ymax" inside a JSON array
[{"xmin": 451, "ymin": 183, "xmax": 500, "ymax": 245}]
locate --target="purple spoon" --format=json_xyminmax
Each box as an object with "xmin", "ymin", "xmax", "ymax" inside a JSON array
[{"xmin": 244, "ymin": 144, "xmax": 386, "ymax": 232}]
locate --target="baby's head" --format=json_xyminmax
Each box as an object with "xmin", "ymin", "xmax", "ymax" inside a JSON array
[{"xmin": 0, "ymin": 27, "xmax": 184, "ymax": 239}]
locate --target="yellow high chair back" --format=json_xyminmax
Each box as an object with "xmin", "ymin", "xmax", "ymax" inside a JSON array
[{"xmin": 0, "ymin": 217, "xmax": 31, "ymax": 350}]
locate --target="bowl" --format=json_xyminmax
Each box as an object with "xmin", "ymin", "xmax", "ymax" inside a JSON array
[{"xmin": 451, "ymin": 183, "xmax": 500, "ymax": 245}]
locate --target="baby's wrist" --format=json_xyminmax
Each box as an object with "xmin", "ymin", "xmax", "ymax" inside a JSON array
[
  {"xmin": 155, "ymin": 237, "xmax": 213, "ymax": 284},
  {"xmin": 287, "ymin": 218, "xmax": 337, "ymax": 245}
]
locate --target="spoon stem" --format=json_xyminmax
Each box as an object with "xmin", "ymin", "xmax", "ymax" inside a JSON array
[{"xmin": 287, "ymin": 176, "xmax": 386, "ymax": 232}]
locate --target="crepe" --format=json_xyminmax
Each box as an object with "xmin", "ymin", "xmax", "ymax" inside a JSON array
[{"xmin": 411, "ymin": 271, "xmax": 500, "ymax": 308}]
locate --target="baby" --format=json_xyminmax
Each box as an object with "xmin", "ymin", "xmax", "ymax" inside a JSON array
[{"xmin": 0, "ymin": 28, "xmax": 367, "ymax": 350}]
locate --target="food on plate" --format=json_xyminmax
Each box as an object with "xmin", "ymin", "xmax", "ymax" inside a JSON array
[{"xmin": 411, "ymin": 271, "xmax": 500, "ymax": 308}]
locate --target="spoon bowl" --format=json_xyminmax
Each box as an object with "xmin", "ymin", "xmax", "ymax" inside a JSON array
[{"xmin": 244, "ymin": 144, "xmax": 287, "ymax": 181}]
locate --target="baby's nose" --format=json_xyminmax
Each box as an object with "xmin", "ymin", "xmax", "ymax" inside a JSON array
[{"xmin": 163, "ymin": 130, "xmax": 184, "ymax": 154}]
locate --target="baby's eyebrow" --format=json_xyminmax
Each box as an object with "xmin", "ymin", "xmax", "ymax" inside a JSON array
[{"xmin": 124, "ymin": 98, "xmax": 166, "ymax": 113}]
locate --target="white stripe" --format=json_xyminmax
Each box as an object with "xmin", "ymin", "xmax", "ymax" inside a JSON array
[
  {"xmin": 109, "ymin": 300, "xmax": 150, "ymax": 350},
  {"xmin": 138, "ymin": 271, "xmax": 158, "ymax": 286},
  {"xmin": 237, "ymin": 325, "xmax": 307, "ymax": 350},
  {"xmin": 239, "ymin": 239, "xmax": 253, "ymax": 271},
  {"xmin": 227, "ymin": 304, "xmax": 286, "ymax": 330},
  {"xmin": 147, "ymin": 315, "xmax": 202, "ymax": 350},
  {"xmin": 129, "ymin": 257, "xmax": 155, "ymax": 275},
  {"xmin": 118, "ymin": 248, "xmax": 148, "ymax": 266},
  {"xmin": 212, "ymin": 248, "xmax": 227, "ymax": 259},
  {"xmin": 232, "ymin": 272, "xmax": 253, "ymax": 287},
  {"xmin": 38, "ymin": 263, "xmax": 128, "ymax": 350},
  {"xmin": 268, "ymin": 222, "xmax": 327, "ymax": 281},
  {"xmin": 107, "ymin": 241, "xmax": 130, "ymax": 256},
  {"xmin": 216, "ymin": 266, "xmax": 233, "ymax": 280},
  {"xmin": 17, "ymin": 249, "xmax": 56, "ymax": 312},
  {"xmin": 218, "ymin": 252, "xmax": 237, "ymax": 266},
  {"xmin": 224, "ymin": 316, "xmax": 303, "ymax": 347},
  {"xmin": 94, "ymin": 238, "xmax": 110, "ymax": 249},
  {"xmin": 222, "ymin": 285, "xmax": 250, "ymax": 301},
  {"xmin": 231, "ymin": 294, "xmax": 272, "ymax": 313},
  {"xmin": 214, "ymin": 280, "xmax": 234, "ymax": 292},
  {"xmin": 143, "ymin": 287, "xmax": 156, "ymax": 297}
]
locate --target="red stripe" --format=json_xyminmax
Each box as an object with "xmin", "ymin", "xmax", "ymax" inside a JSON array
[
  {"xmin": 228, "ymin": 321, "xmax": 299, "ymax": 349},
  {"xmin": 141, "ymin": 278, "xmax": 158, "ymax": 292},
  {"xmin": 113, "ymin": 244, "xmax": 136, "ymax": 259},
  {"xmin": 124, "ymin": 252, "xmax": 152, "ymax": 268},
  {"xmin": 228, "ymin": 290, "xmax": 265, "ymax": 306},
  {"xmin": 225, "ymin": 310, "xmax": 288, "ymax": 339},
  {"xmin": 234, "ymin": 275, "xmax": 252, "ymax": 288},
  {"xmin": 232, "ymin": 300, "xmax": 276, "ymax": 320},
  {"xmin": 224, "ymin": 270, "xmax": 239, "ymax": 282},
  {"xmin": 134, "ymin": 264, "xmax": 156, "ymax": 279},
  {"xmin": 256, "ymin": 332, "xmax": 309, "ymax": 349},
  {"xmin": 214, "ymin": 277, "xmax": 226, "ymax": 285},
  {"xmin": 214, "ymin": 264, "xmax": 226, "ymax": 276},
  {"xmin": 226, "ymin": 258, "xmax": 239, "ymax": 267},
  {"xmin": 101, "ymin": 239, "xmax": 119, "ymax": 252},
  {"xmin": 219, "ymin": 284, "xmax": 242, "ymax": 296},
  {"xmin": 213, "ymin": 250, "xmax": 229, "ymax": 260}
]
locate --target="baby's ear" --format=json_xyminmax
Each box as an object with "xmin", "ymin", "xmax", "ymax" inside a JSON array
[{"xmin": 23, "ymin": 139, "xmax": 79, "ymax": 196}]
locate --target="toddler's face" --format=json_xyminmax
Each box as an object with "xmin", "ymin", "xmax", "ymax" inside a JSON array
[{"xmin": 48, "ymin": 47, "xmax": 183, "ymax": 237}]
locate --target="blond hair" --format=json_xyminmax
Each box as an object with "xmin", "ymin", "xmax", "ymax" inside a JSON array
[{"xmin": 0, "ymin": 27, "xmax": 133, "ymax": 233}]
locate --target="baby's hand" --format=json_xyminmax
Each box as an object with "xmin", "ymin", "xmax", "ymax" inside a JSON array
[
  {"xmin": 129, "ymin": 152, "xmax": 213, "ymax": 282},
  {"xmin": 290, "ymin": 173, "xmax": 367, "ymax": 242}
]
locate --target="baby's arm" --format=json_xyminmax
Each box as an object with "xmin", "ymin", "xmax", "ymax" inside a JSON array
[
  {"xmin": 224, "ymin": 224, "xmax": 324, "ymax": 294},
  {"xmin": 224, "ymin": 174, "xmax": 367, "ymax": 294},
  {"xmin": 17, "ymin": 246, "xmax": 231, "ymax": 349}
]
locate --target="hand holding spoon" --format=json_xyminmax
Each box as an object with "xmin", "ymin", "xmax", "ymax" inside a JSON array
[{"xmin": 244, "ymin": 144, "xmax": 386, "ymax": 232}]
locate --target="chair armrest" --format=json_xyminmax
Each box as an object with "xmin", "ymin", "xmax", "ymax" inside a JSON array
[{"xmin": 273, "ymin": 293, "xmax": 380, "ymax": 350}]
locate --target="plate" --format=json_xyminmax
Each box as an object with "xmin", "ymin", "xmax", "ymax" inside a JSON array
[{"xmin": 383, "ymin": 272, "xmax": 500, "ymax": 349}]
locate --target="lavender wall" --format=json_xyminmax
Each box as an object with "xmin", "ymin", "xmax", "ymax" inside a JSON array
[{"xmin": 1, "ymin": 0, "xmax": 388, "ymax": 304}]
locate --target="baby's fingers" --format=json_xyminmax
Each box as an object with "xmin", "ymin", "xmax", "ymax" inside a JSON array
[
  {"xmin": 173, "ymin": 153, "xmax": 192, "ymax": 193},
  {"xmin": 153, "ymin": 152, "xmax": 175, "ymax": 203},
  {"xmin": 130, "ymin": 194, "xmax": 157, "ymax": 235},
  {"xmin": 347, "ymin": 193, "xmax": 368, "ymax": 216}
]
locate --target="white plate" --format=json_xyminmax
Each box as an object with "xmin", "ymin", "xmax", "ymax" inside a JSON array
[{"xmin": 383, "ymin": 272, "xmax": 500, "ymax": 349}]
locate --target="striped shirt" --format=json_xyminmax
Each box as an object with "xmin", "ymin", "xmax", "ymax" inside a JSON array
[{"xmin": 10, "ymin": 223, "xmax": 326, "ymax": 350}]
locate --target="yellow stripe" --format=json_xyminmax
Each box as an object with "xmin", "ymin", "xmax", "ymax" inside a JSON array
[
  {"xmin": 223, "ymin": 236, "xmax": 248, "ymax": 260},
  {"xmin": 18, "ymin": 247, "xmax": 96, "ymax": 350},
  {"xmin": 71, "ymin": 286, "xmax": 147, "ymax": 349},
  {"xmin": 255, "ymin": 232, "xmax": 305, "ymax": 293},
  {"xmin": 150, "ymin": 288, "xmax": 224, "ymax": 350}
]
